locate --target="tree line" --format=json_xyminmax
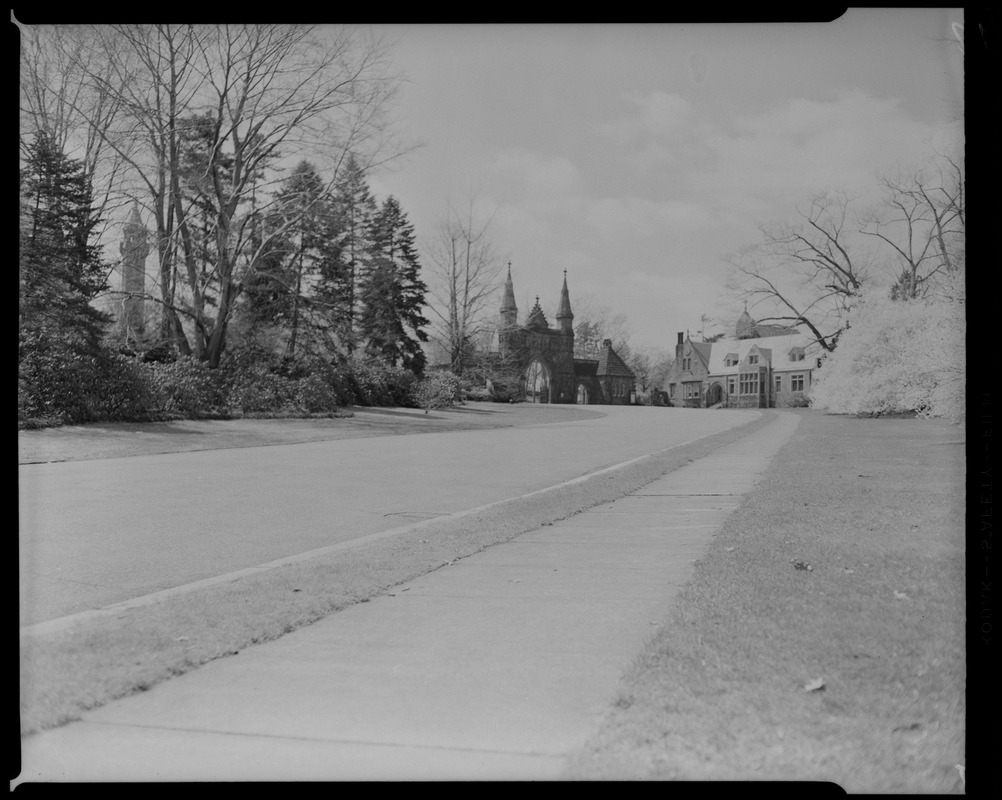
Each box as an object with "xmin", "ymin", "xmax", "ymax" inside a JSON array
[{"xmin": 18, "ymin": 24, "xmax": 448, "ymax": 425}]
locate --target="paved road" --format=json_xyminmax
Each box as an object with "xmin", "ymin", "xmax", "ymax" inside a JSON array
[
  {"xmin": 18, "ymin": 410, "xmax": 801, "ymax": 782},
  {"xmin": 19, "ymin": 406, "xmax": 758, "ymax": 627}
]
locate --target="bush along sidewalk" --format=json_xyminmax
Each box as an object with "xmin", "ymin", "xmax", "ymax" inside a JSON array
[{"xmin": 17, "ymin": 344, "xmax": 458, "ymax": 429}]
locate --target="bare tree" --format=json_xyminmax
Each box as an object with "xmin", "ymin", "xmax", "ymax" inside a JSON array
[
  {"xmin": 572, "ymin": 295, "xmax": 632, "ymax": 359},
  {"xmin": 627, "ymin": 345, "xmax": 674, "ymax": 402},
  {"xmin": 727, "ymin": 190, "xmax": 869, "ymax": 352},
  {"xmin": 649, "ymin": 349, "xmax": 674, "ymax": 390},
  {"xmin": 861, "ymin": 153, "xmax": 965, "ymax": 300},
  {"xmin": 19, "ymin": 24, "xmax": 131, "ymax": 231},
  {"xmin": 42, "ymin": 24, "xmax": 399, "ymax": 366},
  {"xmin": 424, "ymin": 196, "xmax": 504, "ymax": 375},
  {"xmin": 627, "ymin": 350, "xmax": 652, "ymax": 393}
]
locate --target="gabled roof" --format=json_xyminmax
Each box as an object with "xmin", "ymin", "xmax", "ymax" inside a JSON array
[
  {"xmin": 525, "ymin": 297, "xmax": 549, "ymax": 330},
  {"xmin": 745, "ymin": 345, "xmax": 772, "ymax": 364},
  {"xmin": 706, "ymin": 331, "xmax": 814, "ymax": 374},
  {"xmin": 596, "ymin": 344, "xmax": 634, "ymax": 378},
  {"xmin": 691, "ymin": 341, "xmax": 712, "ymax": 368}
]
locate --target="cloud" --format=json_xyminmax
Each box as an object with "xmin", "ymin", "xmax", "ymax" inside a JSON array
[
  {"xmin": 701, "ymin": 89, "xmax": 959, "ymax": 219},
  {"xmin": 600, "ymin": 91, "xmax": 697, "ymax": 141},
  {"xmin": 486, "ymin": 148, "xmax": 584, "ymax": 200},
  {"xmin": 585, "ymin": 196, "xmax": 713, "ymax": 246}
]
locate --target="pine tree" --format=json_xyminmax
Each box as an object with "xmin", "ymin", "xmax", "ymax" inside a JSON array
[
  {"xmin": 360, "ymin": 196, "xmax": 429, "ymax": 373},
  {"xmin": 19, "ymin": 133, "xmax": 111, "ymax": 356}
]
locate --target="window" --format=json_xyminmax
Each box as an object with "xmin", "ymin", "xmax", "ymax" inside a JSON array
[
  {"xmin": 748, "ymin": 354, "xmax": 759, "ymax": 365},
  {"xmin": 789, "ymin": 348, "xmax": 805, "ymax": 362},
  {"xmin": 724, "ymin": 353, "xmax": 738, "ymax": 367},
  {"xmin": 682, "ymin": 356, "xmax": 692, "ymax": 371},
  {"xmin": 727, "ymin": 378, "xmax": 736, "ymax": 396},
  {"xmin": 774, "ymin": 374, "xmax": 782, "ymax": 393},
  {"xmin": 739, "ymin": 373, "xmax": 759, "ymax": 395},
  {"xmin": 791, "ymin": 374, "xmax": 805, "ymax": 392},
  {"xmin": 669, "ymin": 384, "xmax": 676, "ymax": 398}
]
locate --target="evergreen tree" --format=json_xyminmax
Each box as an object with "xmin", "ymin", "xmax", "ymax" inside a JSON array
[
  {"xmin": 240, "ymin": 161, "xmax": 342, "ymax": 358},
  {"xmin": 360, "ymin": 196, "xmax": 429, "ymax": 373},
  {"xmin": 19, "ymin": 133, "xmax": 111, "ymax": 356},
  {"xmin": 330, "ymin": 156, "xmax": 379, "ymax": 355}
]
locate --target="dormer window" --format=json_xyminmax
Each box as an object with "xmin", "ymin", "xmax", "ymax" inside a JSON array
[
  {"xmin": 788, "ymin": 347, "xmax": 805, "ymax": 362},
  {"xmin": 724, "ymin": 353, "xmax": 739, "ymax": 367}
]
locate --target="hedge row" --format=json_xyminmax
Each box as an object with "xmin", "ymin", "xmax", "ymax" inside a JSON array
[{"xmin": 17, "ymin": 339, "xmax": 477, "ymax": 428}]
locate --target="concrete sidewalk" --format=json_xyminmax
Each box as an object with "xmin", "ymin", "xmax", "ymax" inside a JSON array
[{"xmin": 17, "ymin": 411, "xmax": 801, "ymax": 783}]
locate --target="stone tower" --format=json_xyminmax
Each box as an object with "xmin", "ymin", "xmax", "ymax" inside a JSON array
[{"xmin": 119, "ymin": 203, "xmax": 149, "ymax": 341}]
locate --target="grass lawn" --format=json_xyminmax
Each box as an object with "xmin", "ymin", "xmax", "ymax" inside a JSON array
[{"xmin": 564, "ymin": 411, "xmax": 966, "ymax": 793}]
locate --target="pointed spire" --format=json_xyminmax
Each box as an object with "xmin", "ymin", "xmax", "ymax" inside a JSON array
[
  {"xmin": 556, "ymin": 269, "xmax": 574, "ymax": 334},
  {"xmin": 736, "ymin": 302, "xmax": 756, "ymax": 339},
  {"xmin": 499, "ymin": 259, "xmax": 518, "ymax": 333},
  {"xmin": 500, "ymin": 260, "xmax": 517, "ymax": 314}
]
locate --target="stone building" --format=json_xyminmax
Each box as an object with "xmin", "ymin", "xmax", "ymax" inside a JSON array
[
  {"xmin": 665, "ymin": 306, "xmax": 818, "ymax": 409},
  {"xmin": 497, "ymin": 266, "xmax": 635, "ymax": 405}
]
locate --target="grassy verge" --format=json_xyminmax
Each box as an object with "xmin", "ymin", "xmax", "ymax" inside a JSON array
[
  {"xmin": 20, "ymin": 411, "xmax": 771, "ymax": 737},
  {"xmin": 564, "ymin": 411, "xmax": 965, "ymax": 793}
]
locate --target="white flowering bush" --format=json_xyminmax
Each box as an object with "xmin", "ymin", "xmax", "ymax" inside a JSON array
[
  {"xmin": 809, "ymin": 285, "xmax": 965, "ymax": 423},
  {"xmin": 411, "ymin": 371, "xmax": 461, "ymax": 413}
]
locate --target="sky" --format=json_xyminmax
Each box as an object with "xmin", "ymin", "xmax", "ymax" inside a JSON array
[{"xmin": 360, "ymin": 11, "xmax": 965, "ymax": 352}]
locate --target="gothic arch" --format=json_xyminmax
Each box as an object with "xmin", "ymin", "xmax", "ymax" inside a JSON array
[{"xmin": 525, "ymin": 358, "xmax": 551, "ymax": 404}]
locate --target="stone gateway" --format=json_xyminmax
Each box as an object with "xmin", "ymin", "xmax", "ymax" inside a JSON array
[{"xmin": 498, "ymin": 266, "xmax": 635, "ymax": 405}]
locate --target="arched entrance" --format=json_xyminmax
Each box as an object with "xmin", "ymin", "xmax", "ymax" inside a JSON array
[
  {"xmin": 708, "ymin": 382, "xmax": 724, "ymax": 406},
  {"xmin": 576, "ymin": 383, "xmax": 589, "ymax": 405},
  {"xmin": 525, "ymin": 358, "xmax": 551, "ymax": 404}
]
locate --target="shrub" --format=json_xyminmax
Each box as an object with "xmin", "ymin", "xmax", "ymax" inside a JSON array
[
  {"xmin": 489, "ymin": 380, "xmax": 523, "ymax": 403},
  {"xmin": 146, "ymin": 357, "xmax": 230, "ymax": 419},
  {"xmin": 463, "ymin": 384, "xmax": 493, "ymax": 402},
  {"xmin": 18, "ymin": 336, "xmax": 154, "ymax": 425},
  {"xmin": 346, "ymin": 356, "xmax": 417, "ymax": 406},
  {"xmin": 17, "ymin": 334, "xmax": 426, "ymax": 426},
  {"xmin": 809, "ymin": 287, "xmax": 964, "ymax": 423},
  {"xmin": 295, "ymin": 373, "xmax": 340, "ymax": 414},
  {"xmin": 411, "ymin": 371, "xmax": 461, "ymax": 412},
  {"xmin": 90, "ymin": 353, "xmax": 157, "ymax": 420}
]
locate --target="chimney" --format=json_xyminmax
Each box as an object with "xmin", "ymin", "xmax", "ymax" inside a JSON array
[
  {"xmin": 602, "ymin": 338, "xmax": 612, "ymax": 349},
  {"xmin": 677, "ymin": 332, "xmax": 684, "ymax": 345}
]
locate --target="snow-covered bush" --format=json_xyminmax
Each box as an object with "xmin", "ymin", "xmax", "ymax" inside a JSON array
[{"xmin": 809, "ymin": 284, "xmax": 964, "ymax": 423}]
